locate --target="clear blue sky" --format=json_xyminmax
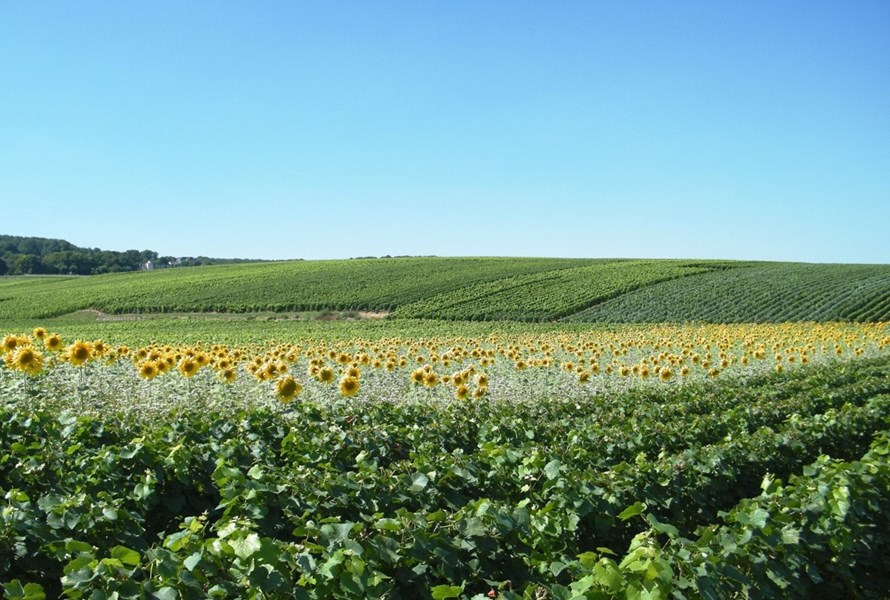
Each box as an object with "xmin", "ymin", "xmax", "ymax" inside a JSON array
[{"xmin": 2, "ymin": 1, "xmax": 888, "ymax": 262}]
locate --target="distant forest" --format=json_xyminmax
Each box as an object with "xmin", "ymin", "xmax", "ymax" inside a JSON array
[{"xmin": 0, "ymin": 235, "xmax": 261, "ymax": 276}]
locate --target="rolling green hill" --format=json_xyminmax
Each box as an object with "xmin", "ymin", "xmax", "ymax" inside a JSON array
[
  {"xmin": 390, "ymin": 260, "xmax": 735, "ymax": 321},
  {"xmin": 1, "ymin": 257, "xmax": 888, "ymax": 326},
  {"xmin": 0, "ymin": 257, "xmax": 598, "ymax": 321}
]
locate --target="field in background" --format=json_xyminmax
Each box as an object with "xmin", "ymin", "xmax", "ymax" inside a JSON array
[
  {"xmin": 568, "ymin": 262, "xmax": 890, "ymax": 323},
  {"xmin": 3, "ymin": 257, "xmax": 890, "ymax": 329}
]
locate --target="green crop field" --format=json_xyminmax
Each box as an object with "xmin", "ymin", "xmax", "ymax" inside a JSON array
[
  {"xmin": 567, "ymin": 262, "xmax": 890, "ymax": 323},
  {"xmin": 3, "ymin": 257, "xmax": 890, "ymax": 331},
  {"xmin": 0, "ymin": 257, "xmax": 599, "ymax": 322},
  {"xmin": 2, "ymin": 342, "xmax": 889, "ymax": 598},
  {"xmin": 2, "ymin": 256, "xmax": 890, "ymax": 598},
  {"xmin": 390, "ymin": 260, "xmax": 731, "ymax": 321}
]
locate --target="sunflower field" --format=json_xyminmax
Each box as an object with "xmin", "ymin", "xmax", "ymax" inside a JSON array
[{"xmin": 1, "ymin": 321, "xmax": 889, "ymax": 598}]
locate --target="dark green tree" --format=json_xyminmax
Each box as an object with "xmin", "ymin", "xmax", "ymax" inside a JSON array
[{"xmin": 13, "ymin": 254, "xmax": 48, "ymax": 275}]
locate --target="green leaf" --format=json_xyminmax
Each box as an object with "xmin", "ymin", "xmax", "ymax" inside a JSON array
[
  {"xmin": 295, "ymin": 553, "xmax": 316, "ymax": 573},
  {"xmin": 63, "ymin": 556, "xmax": 93, "ymax": 575},
  {"xmin": 640, "ymin": 585, "xmax": 667, "ymax": 600},
  {"xmin": 550, "ymin": 583, "xmax": 576, "ymax": 599},
  {"xmin": 184, "ymin": 552, "xmax": 203, "ymax": 571},
  {"xmin": 578, "ymin": 551, "xmax": 599, "ymax": 569},
  {"xmin": 23, "ymin": 584, "xmax": 46, "ymax": 600},
  {"xmin": 37, "ymin": 494, "xmax": 62, "ymax": 511},
  {"xmin": 154, "ymin": 587, "xmax": 178, "ymax": 600},
  {"xmin": 321, "ymin": 523, "xmax": 355, "ymax": 546},
  {"xmin": 65, "ymin": 540, "xmax": 95, "ymax": 555},
  {"xmin": 646, "ymin": 513, "xmax": 679, "ymax": 538},
  {"xmin": 618, "ymin": 502, "xmax": 647, "ymax": 521},
  {"xmin": 426, "ymin": 509, "xmax": 447, "ymax": 523},
  {"xmin": 164, "ymin": 530, "xmax": 190, "ymax": 551},
  {"xmin": 230, "ymin": 533, "xmax": 262, "ymax": 559},
  {"xmin": 749, "ymin": 508, "xmax": 769, "ymax": 529},
  {"xmin": 409, "ymin": 472, "xmax": 429, "ymax": 492},
  {"xmin": 766, "ymin": 567, "xmax": 790, "ymax": 589},
  {"xmin": 430, "ymin": 584, "xmax": 463, "ymax": 599},
  {"xmin": 62, "ymin": 567, "xmax": 94, "ymax": 585},
  {"xmin": 3, "ymin": 580, "xmax": 25, "ymax": 599},
  {"xmin": 2, "ymin": 581, "xmax": 44, "ymax": 600},
  {"xmin": 320, "ymin": 549, "xmax": 346, "ymax": 579},
  {"xmin": 544, "ymin": 459, "xmax": 562, "ymax": 480},
  {"xmin": 593, "ymin": 559, "xmax": 624, "ymax": 592},
  {"xmin": 781, "ymin": 527, "xmax": 800, "ymax": 545},
  {"xmin": 760, "ymin": 473, "xmax": 780, "ymax": 494},
  {"xmin": 375, "ymin": 518, "xmax": 401, "ymax": 531},
  {"xmin": 110, "ymin": 546, "xmax": 141, "ymax": 567}
]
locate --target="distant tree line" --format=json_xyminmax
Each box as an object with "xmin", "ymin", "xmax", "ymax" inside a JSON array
[{"xmin": 0, "ymin": 235, "xmax": 262, "ymax": 276}]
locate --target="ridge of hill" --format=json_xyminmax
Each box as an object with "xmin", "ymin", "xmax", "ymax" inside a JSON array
[{"xmin": 0, "ymin": 257, "xmax": 888, "ymax": 325}]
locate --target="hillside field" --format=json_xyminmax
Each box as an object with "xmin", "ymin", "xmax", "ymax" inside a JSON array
[{"xmin": 1, "ymin": 257, "xmax": 889, "ymax": 331}]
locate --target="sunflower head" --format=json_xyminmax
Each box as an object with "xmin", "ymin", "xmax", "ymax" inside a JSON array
[
  {"xmin": 2, "ymin": 335, "xmax": 21, "ymax": 355},
  {"xmin": 138, "ymin": 361, "xmax": 159, "ymax": 380},
  {"xmin": 276, "ymin": 376, "xmax": 302, "ymax": 402},
  {"xmin": 317, "ymin": 366, "xmax": 335, "ymax": 384},
  {"xmin": 7, "ymin": 346, "xmax": 44, "ymax": 376},
  {"xmin": 67, "ymin": 341, "xmax": 93, "ymax": 366},
  {"xmin": 339, "ymin": 376, "xmax": 360, "ymax": 398},
  {"xmin": 32, "ymin": 327, "xmax": 47, "ymax": 340},
  {"xmin": 178, "ymin": 358, "xmax": 199, "ymax": 378},
  {"xmin": 44, "ymin": 334, "xmax": 63, "ymax": 352},
  {"xmin": 220, "ymin": 368, "xmax": 237, "ymax": 383}
]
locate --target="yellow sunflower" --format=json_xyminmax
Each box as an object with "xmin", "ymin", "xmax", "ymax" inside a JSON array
[
  {"xmin": 317, "ymin": 366, "xmax": 335, "ymax": 384},
  {"xmin": 276, "ymin": 376, "xmax": 302, "ymax": 403},
  {"xmin": 178, "ymin": 358, "xmax": 199, "ymax": 378},
  {"xmin": 44, "ymin": 334, "xmax": 63, "ymax": 352},
  {"xmin": 66, "ymin": 341, "xmax": 93, "ymax": 366},
  {"xmin": 339, "ymin": 375, "xmax": 360, "ymax": 398},
  {"xmin": 138, "ymin": 361, "xmax": 160, "ymax": 380},
  {"xmin": 9, "ymin": 346, "xmax": 44, "ymax": 376}
]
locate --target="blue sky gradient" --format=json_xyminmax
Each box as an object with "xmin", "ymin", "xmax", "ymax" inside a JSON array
[{"xmin": 2, "ymin": 1, "xmax": 888, "ymax": 262}]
